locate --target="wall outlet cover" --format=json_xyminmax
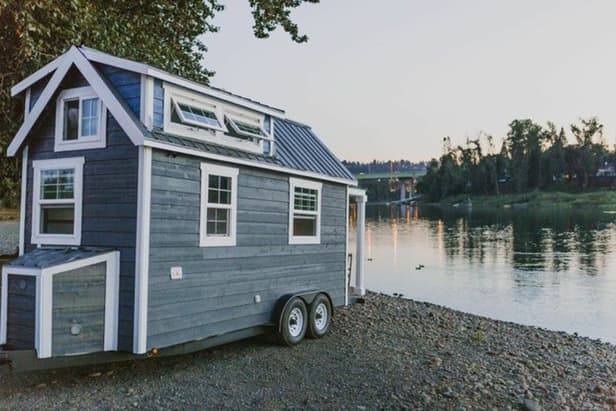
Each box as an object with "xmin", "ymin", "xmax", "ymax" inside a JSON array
[{"xmin": 170, "ymin": 266, "xmax": 183, "ymax": 280}]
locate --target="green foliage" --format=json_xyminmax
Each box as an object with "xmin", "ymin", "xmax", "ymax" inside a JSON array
[
  {"xmin": 418, "ymin": 117, "xmax": 611, "ymax": 201},
  {"xmin": 0, "ymin": 0, "xmax": 319, "ymax": 206}
]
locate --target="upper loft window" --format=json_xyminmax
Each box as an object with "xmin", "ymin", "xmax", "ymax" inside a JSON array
[
  {"xmin": 55, "ymin": 86, "xmax": 107, "ymax": 152},
  {"xmin": 162, "ymin": 83, "xmax": 273, "ymax": 155}
]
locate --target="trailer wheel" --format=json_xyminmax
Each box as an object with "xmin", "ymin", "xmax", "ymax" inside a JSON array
[
  {"xmin": 279, "ymin": 297, "xmax": 308, "ymax": 346},
  {"xmin": 307, "ymin": 294, "xmax": 332, "ymax": 339}
]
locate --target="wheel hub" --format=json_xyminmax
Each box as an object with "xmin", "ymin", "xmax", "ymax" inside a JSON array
[
  {"xmin": 314, "ymin": 303, "xmax": 328, "ymax": 331},
  {"xmin": 288, "ymin": 307, "xmax": 304, "ymax": 337}
]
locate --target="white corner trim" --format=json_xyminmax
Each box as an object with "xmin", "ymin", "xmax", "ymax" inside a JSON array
[
  {"xmin": 54, "ymin": 86, "xmax": 107, "ymax": 152},
  {"xmin": 1, "ymin": 251, "xmax": 120, "ymax": 359},
  {"xmin": 143, "ymin": 139, "xmax": 357, "ymax": 187},
  {"xmin": 133, "ymin": 146, "xmax": 152, "ymax": 354},
  {"xmin": 31, "ymin": 157, "xmax": 84, "ymax": 247},
  {"xmin": 18, "ymin": 146, "xmax": 29, "ymax": 256},
  {"xmin": 288, "ymin": 177, "xmax": 323, "ymax": 245},
  {"xmin": 7, "ymin": 56, "xmax": 72, "ymax": 157},
  {"xmin": 140, "ymin": 75, "xmax": 154, "ymax": 130},
  {"xmin": 199, "ymin": 163, "xmax": 239, "ymax": 247},
  {"xmin": 0, "ymin": 267, "xmax": 8, "ymax": 345},
  {"xmin": 344, "ymin": 186, "xmax": 350, "ymax": 306}
]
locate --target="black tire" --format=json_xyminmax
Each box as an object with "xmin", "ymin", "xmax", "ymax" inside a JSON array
[
  {"xmin": 278, "ymin": 297, "xmax": 308, "ymax": 346},
  {"xmin": 307, "ymin": 294, "xmax": 332, "ymax": 339}
]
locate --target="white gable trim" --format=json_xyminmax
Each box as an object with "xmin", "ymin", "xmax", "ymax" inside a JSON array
[
  {"xmin": 6, "ymin": 47, "xmax": 145, "ymax": 157},
  {"xmin": 69, "ymin": 47, "xmax": 145, "ymax": 146},
  {"xmin": 11, "ymin": 54, "xmax": 65, "ymax": 97},
  {"xmin": 7, "ymin": 55, "xmax": 72, "ymax": 157}
]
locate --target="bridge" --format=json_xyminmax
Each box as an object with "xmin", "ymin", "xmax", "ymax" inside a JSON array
[{"xmin": 355, "ymin": 169, "xmax": 426, "ymax": 205}]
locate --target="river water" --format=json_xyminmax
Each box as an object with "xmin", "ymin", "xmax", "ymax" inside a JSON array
[{"xmin": 352, "ymin": 205, "xmax": 616, "ymax": 343}]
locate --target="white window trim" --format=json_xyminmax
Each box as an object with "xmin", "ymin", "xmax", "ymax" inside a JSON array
[
  {"xmin": 200, "ymin": 163, "xmax": 239, "ymax": 247},
  {"xmin": 1, "ymin": 251, "xmax": 120, "ymax": 359},
  {"xmin": 31, "ymin": 157, "xmax": 84, "ymax": 246},
  {"xmin": 54, "ymin": 86, "xmax": 107, "ymax": 152},
  {"xmin": 163, "ymin": 83, "xmax": 265, "ymax": 155},
  {"xmin": 289, "ymin": 177, "xmax": 322, "ymax": 245}
]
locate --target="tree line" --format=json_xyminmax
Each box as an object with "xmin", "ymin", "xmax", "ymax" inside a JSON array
[
  {"xmin": 417, "ymin": 118, "xmax": 616, "ymax": 201},
  {"xmin": 0, "ymin": 0, "xmax": 318, "ymax": 207}
]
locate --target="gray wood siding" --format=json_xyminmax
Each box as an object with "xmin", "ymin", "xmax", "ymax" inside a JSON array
[
  {"xmin": 147, "ymin": 149, "xmax": 347, "ymax": 349},
  {"xmin": 52, "ymin": 262, "xmax": 106, "ymax": 356},
  {"xmin": 5, "ymin": 275, "xmax": 36, "ymax": 350},
  {"xmin": 23, "ymin": 67, "xmax": 139, "ymax": 351}
]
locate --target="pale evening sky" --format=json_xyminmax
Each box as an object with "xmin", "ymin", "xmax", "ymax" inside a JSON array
[{"xmin": 205, "ymin": 1, "xmax": 616, "ymax": 162}]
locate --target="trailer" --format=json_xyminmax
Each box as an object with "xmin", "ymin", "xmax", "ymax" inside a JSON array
[{"xmin": 1, "ymin": 46, "xmax": 367, "ymax": 371}]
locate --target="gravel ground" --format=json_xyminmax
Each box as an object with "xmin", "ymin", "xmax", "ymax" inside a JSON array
[{"xmin": 1, "ymin": 292, "xmax": 616, "ymax": 410}]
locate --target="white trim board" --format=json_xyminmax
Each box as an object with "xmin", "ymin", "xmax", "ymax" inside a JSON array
[
  {"xmin": 7, "ymin": 46, "xmax": 144, "ymax": 157},
  {"xmin": 133, "ymin": 146, "xmax": 152, "ymax": 354},
  {"xmin": 18, "ymin": 146, "xmax": 28, "ymax": 256},
  {"xmin": 1, "ymin": 251, "xmax": 120, "ymax": 359},
  {"xmin": 143, "ymin": 139, "xmax": 357, "ymax": 187}
]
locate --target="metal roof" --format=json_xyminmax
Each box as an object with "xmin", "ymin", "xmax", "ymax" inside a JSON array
[
  {"xmin": 146, "ymin": 118, "xmax": 355, "ymax": 183},
  {"xmin": 274, "ymin": 119, "xmax": 354, "ymax": 181},
  {"xmin": 5, "ymin": 248, "xmax": 114, "ymax": 269}
]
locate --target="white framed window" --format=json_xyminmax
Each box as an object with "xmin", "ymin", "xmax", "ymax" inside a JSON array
[
  {"xmin": 200, "ymin": 163, "xmax": 239, "ymax": 247},
  {"xmin": 54, "ymin": 86, "xmax": 107, "ymax": 152},
  {"xmin": 162, "ymin": 83, "xmax": 270, "ymax": 155},
  {"xmin": 31, "ymin": 157, "xmax": 84, "ymax": 246},
  {"xmin": 289, "ymin": 177, "xmax": 322, "ymax": 245}
]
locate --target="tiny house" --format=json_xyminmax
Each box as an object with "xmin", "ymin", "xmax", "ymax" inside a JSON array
[{"xmin": 0, "ymin": 47, "xmax": 367, "ymax": 369}]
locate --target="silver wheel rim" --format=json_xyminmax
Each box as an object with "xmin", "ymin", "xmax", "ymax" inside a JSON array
[
  {"xmin": 288, "ymin": 307, "xmax": 304, "ymax": 337},
  {"xmin": 314, "ymin": 303, "xmax": 328, "ymax": 331}
]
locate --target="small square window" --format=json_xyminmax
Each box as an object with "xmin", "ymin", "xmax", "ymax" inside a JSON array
[
  {"xmin": 289, "ymin": 178, "xmax": 322, "ymax": 245},
  {"xmin": 55, "ymin": 86, "xmax": 106, "ymax": 152}
]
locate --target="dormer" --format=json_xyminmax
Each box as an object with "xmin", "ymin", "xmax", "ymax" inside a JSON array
[{"xmin": 157, "ymin": 82, "xmax": 275, "ymax": 155}]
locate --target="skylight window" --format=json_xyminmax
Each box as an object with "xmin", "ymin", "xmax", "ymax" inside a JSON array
[
  {"xmin": 171, "ymin": 98, "xmax": 225, "ymax": 132},
  {"xmin": 225, "ymin": 115, "xmax": 270, "ymax": 141}
]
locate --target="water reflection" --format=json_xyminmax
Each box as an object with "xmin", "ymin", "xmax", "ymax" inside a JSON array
[{"xmin": 353, "ymin": 205, "xmax": 616, "ymax": 342}]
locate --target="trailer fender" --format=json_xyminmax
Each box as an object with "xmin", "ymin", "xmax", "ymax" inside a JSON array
[{"xmin": 273, "ymin": 290, "xmax": 334, "ymax": 334}]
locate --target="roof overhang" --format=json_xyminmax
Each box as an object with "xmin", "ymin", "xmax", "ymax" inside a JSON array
[
  {"xmin": 143, "ymin": 138, "xmax": 358, "ymax": 187},
  {"xmin": 12, "ymin": 46, "xmax": 285, "ymax": 119}
]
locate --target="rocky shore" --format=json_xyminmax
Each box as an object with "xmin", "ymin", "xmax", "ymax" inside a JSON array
[{"xmin": 1, "ymin": 293, "xmax": 616, "ymax": 410}]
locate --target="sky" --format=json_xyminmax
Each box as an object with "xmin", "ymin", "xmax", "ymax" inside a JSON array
[{"xmin": 204, "ymin": 1, "xmax": 616, "ymax": 162}]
